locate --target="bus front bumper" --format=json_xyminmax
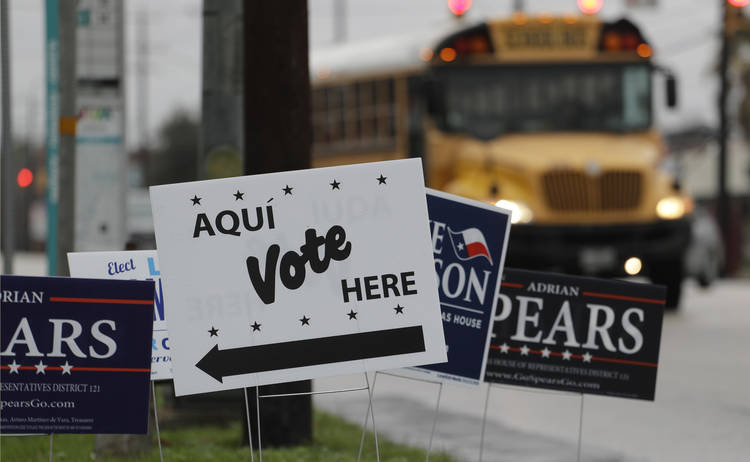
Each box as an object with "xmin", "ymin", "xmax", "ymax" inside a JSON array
[{"xmin": 504, "ymin": 218, "xmax": 691, "ymax": 277}]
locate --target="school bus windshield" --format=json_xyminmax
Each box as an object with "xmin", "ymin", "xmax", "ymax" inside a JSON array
[{"xmin": 437, "ymin": 63, "xmax": 651, "ymax": 138}]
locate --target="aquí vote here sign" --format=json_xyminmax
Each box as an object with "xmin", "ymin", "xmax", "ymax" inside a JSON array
[
  {"xmin": 149, "ymin": 159, "xmax": 446, "ymax": 396},
  {"xmin": 0, "ymin": 275, "xmax": 154, "ymax": 434},
  {"xmin": 68, "ymin": 250, "xmax": 172, "ymax": 380}
]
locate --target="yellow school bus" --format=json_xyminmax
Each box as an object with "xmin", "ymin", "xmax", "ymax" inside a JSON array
[{"xmin": 310, "ymin": 14, "xmax": 692, "ymax": 307}]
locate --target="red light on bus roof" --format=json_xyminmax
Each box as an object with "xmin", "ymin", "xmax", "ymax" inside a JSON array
[
  {"xmin": 448, "ymin": 0, "xmax": 472, "ymax": 17},
  {"xmin": 440, "ymin": 47, "xmax": 457, "ymax": 62},
  {"xmin": 17, "ymin": 168, "xmax": 33, "ymax": 188},
  {"xmin": 636, "ymin": 43, "xmax": 652, "ymax": 58},
  {"xmin": 420, "ymin": 48, "xmax": 434, "ymax": 62},
  {"xmin": 729, "ymin": 0, "xmax": 750, "ymax": 7},
  {"xmin": 578, "ymin": 0, "xmax": 603, "ymax": 15}
]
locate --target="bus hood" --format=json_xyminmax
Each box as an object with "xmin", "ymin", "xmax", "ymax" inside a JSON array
[{"xmin": 466, "ymin": 132, "xmax": 663, "ymax": 171}]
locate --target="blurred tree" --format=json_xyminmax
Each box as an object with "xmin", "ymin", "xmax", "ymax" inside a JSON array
[{"xmin": 147, "ymin": 109, "xmax": 200, "ymax": 186}]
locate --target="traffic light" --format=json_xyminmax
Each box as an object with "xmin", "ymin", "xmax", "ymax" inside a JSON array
[
  {"xmin": 448, "ymin": 0, "xmax": 472, "ymax": 17},
  {"xmin": 578, "ymin": 0, "xmax": 604, "ymax": 15},
  {"xmin": 16, "ymin": 168, "xmax": 33, "ymax": 188}
]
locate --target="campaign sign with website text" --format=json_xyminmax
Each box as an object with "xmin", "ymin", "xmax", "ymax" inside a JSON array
[
  {"xmin": 485, "ymin": 269, "xmax": 665, "ymax": 400},
  {"xmin": 0, "ymin": 275, "xmax": 153, "ymax": 433},
  {"xmin": 406, "ymin": 189, "xmax": 511, "ymax": 386},
  {"xmin": 68, "ymin": 250, "xmax": 172, "ymax": 380},
  {"xmin": 149, "ymin": 159, "xmax": 446, "ymax": 396}
]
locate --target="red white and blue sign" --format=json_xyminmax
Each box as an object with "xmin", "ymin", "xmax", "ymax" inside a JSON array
[
  {"xmin": 0, "ymin": 275, "xmax": 154, "ymax": 434},
  {"xmin": 407, "ymin": 189, "xmax": 511, "ymax": 386},
  {"xmin": 485, "ymin": 268, "xmax": 665, "ymax": 400}
]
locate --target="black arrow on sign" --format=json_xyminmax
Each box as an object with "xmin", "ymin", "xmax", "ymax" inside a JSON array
[{"xmin": 195, "ymin": 326, "xmax": 426, "ymax": 383}]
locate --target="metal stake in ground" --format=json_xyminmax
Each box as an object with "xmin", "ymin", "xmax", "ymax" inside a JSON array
[
  {"xmin": 478, "ymin": 384, "xmax": 492, "ymax": 462},
  {"xmin": 152, "ymin": 382, "xmax": 165, "ymax": 462},
  {"xmin": 49, "ymin": 433, "xmax": 53, "ymax": 462},
  {"xmin": 357, "ymin": 372, "xmax": 381, "ymax": 462},
  {"xmin": 425, "ymin": 382, "xmax": 443, "ymax": 462},
  {"xmin": 577, "ymin": 394, "xmax": 585, "ymax": 462},
  {"xmin": 256, "ymin": 385, "xmax": 263, "ymax": 462},
  {"xmin": 243, "ymin": 388, "xmax": 255, "ymax": 462}
]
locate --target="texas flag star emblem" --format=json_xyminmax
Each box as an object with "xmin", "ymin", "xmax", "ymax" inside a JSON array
[{"xmin": 448, "ymin": 227, "xmax": 493, "ymax": 264}]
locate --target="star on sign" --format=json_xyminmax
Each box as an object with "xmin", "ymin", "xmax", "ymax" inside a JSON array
[
  {"xmin": 347, "ymin": 310, "xmax": 358, "ymax": 320},
  {"xmin": 251, "ymin": 322, "xmax": 261, "ymax": 332},
  {"xmin": 35, "ymin": 360, "xmax": 47, "ymax": 375},
  {"xmin": 283, "ymin": 185, "xmax": 293, "ymax": 195},
  {"xmin": 582, "ymin": 352, "xmax": 592, "ymax": 363},
  {"xmin": 330, "ymin": 179, "xmax": 341, "ymax": 190},
  {"xmin": 191, "ymin": 195, "xmax": 202, "ymax": 205},
  {"xmin": 457, "ymin": 242, "xmax": 465, "ymax": 250},
  {"xmin": 520, "ymin": 345, "xmax": 530, "ymax": 356},
  {"xmin": 562, "ymin": 350, "xmax": 572, "ymax": 361},
  {"xmin": 394, "ymin": 304, "xmax": 405, "ymax": 314},
  {"xmin": 60, "ymin": 361, "xmax": 73, "ymax": 375},
  {"xmin": 208, "ymin": 326, "xmax": 219, "ymax": 337},
  {"xmin": 300, "ymin": 315, "xmax": 311, "ymax": 326},
  {"xmin": 8, "ymin": 360, "xmax": 20, "ymax": 374},
  {"xmin": 234, "ymin": 190, "xmax": 244, "ymax": 200},
  {"xmin": 541, "ymin": 347, "xmax": 551, "ymax": 359},
  {"xmin": 499, "ymin": 343, "xmax": 510, "ymax": 354},
  {"xmin": 377, "ymin": 174, "xmax": 387, "ymax": 185}
]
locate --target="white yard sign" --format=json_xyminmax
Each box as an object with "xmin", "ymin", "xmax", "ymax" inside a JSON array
[
  {"xmin": 68, "ymin": 250, "xmax": 172, "ymax": 380},
  {"xmin": 149, "ymin": 159, "xmax": 446, "ymax": 396}
]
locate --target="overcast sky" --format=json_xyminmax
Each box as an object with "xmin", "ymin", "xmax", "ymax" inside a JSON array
[{"xmin": 4, "ymin": 0, "xmax": 723, "ymax": 148}]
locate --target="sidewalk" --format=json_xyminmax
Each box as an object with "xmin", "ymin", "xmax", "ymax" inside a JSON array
[{"xmin": 314, "ymin": 374, "xmax": 630, "ymax": 462}]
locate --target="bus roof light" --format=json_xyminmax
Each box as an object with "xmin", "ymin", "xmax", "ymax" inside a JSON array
[
  {"xmin": 577, "ymin": 0, "xmax": 603, "ymax": 15},
  {"xmin": 440, "ymin": 47, "xmax": 457, "ymax": 62},
  {"xmin": 636, "ymin": 43, "xmax": 652, "ymax": 58},
  {"xmin": 448, "ymin": 0, "xmax": 472, "ymax": 17}
]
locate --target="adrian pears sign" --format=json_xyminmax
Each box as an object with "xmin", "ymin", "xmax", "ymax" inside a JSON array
[
  {"xmin": 149, "ymin": 159, "xmax": 446, "ymax": 396},
  {"xmin": 485, "ymin": 269, "xmax": 665, "ymax": 400},
  {"xmin": 0, "ymin": 275, "xmax": 153, "ymax": 434}
]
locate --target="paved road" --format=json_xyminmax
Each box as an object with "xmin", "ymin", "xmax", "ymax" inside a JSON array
[{"xmin": 315, "ymin": 280, "xmax": 750, "ymax": 462}]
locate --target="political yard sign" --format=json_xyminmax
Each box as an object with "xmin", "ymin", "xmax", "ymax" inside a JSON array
[
  {"xmin": 0, "ymin": 275, "xmax": 153, "ymax": 433},
  {"xmin": 406, "ymin": 189, "xmax": 511, "ymax": 386},
  {"xmin": 68, "ymin": 250, "xmax": 172, "ymax": 380},
  {"xmin": 149, "ymin": 159, "xmax": 446, "ymax": 396},
  {"xmin": 485, "ymin": 269, "xmax": 665, "ymax": 400}
]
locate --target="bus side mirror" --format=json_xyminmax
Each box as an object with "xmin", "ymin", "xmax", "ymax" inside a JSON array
[{"xmin": 666, "ymin": 75, "xmax": 678, "ymax": 109}]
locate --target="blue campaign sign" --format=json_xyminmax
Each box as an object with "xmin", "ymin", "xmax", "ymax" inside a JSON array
[
  {"xmin": 0, "ymin": 275, "xmax": 154, "ymax": 434},
  {"xmin": 410, "ymin": 189, "xmax": 511, "ymax": 385}
]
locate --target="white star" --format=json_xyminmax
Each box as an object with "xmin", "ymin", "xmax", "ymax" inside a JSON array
[
  {"xmin": 582, "ymin": 352, "xmax": 592, "ymax": 363},
  {"xmin": 457, "ymin": 242, "xmax": 465, "ymax": 250},
  {"xmin": 520, "ymin": 345, "xmax": 530, "ymax": 356},
  {"xmin": 541, "ymin": 347, "xmax": 551, "ymax": 358},
  {"xmin": 499, "ymin": 343, "xmax": 510, "ymax": 354},
  {"xmin": 562, "ymin": 350, "xmax": 572, "ymax": 361},
  {"xmin": 34, "ymin": 360, "xmax": 47, "ymax": 374},
  {"xmin": 60, "ymin": 361, "xmax": 73, "ymax": 375},
  {"xmin": 8, "ymin": 360, "xmax": 21, "ymax": 374}
]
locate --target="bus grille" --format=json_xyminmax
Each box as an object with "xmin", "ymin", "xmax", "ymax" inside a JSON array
[{"xmin": 542, "ymin": 170, "xmax": 642, "ymax": 212}]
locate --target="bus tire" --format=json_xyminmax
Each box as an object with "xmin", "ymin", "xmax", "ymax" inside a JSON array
[{"xmin": 651, "ymin": 258, "xmax": 683, "ymax": 310}]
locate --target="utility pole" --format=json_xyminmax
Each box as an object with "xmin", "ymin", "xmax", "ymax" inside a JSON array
[
  {"xmin": 242, "ymin": 0, "xmax": 312, "ymax": 447},
  {"xmin": 136, "ymin": 10, "xmax": 148, "ymax": 151},
  {"xmin": 57, "ymin": 0, "xmax": 76, "ymax": 276},
  {"xmin": 200, "ymin": 0, "xmax": 243, "ymax": 180},
  {"xmin": 1, "ymin": 0, "xmax": 15, "ymax": 274}
]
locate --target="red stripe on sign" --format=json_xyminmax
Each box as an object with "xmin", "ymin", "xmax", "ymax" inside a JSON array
[
  {"xmin": 49, "ymin": 297, "xmax": 153, "ymax": 305},
  {"xmin": 592, "ymin": 357, "xmax": 658, "ymax": 368},
  {"xmin": 488, "ymin": 345, "xmax": 658, "ymax": 368},
  {"xmin": 501, "ymin": 282, "xmax": 524, "ymax": 288},
  {"xmin": 466, "ymin": 242, "xmax": 488, "ymax": 257},
  {"xmin": 73, "ymin": 367, "xmax": 151, "ymax": 372},
  {"xmin": 582, "ymin": 291, "xmax": 665, "ymax": 305}
]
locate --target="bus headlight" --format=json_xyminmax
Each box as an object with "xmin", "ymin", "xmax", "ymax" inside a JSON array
[
  {"xmin": 656, "ymin": 196, "xmax": 691, "ymax": 220},
  {"xmin": 495, "ymin": 199, "xmax": 534, "ymax": 224}
]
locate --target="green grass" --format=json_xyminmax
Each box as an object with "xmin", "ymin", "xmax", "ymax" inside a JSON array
[{"xmin": 0, "ymin": 411, "xmax": 458, "ymax": 462}]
